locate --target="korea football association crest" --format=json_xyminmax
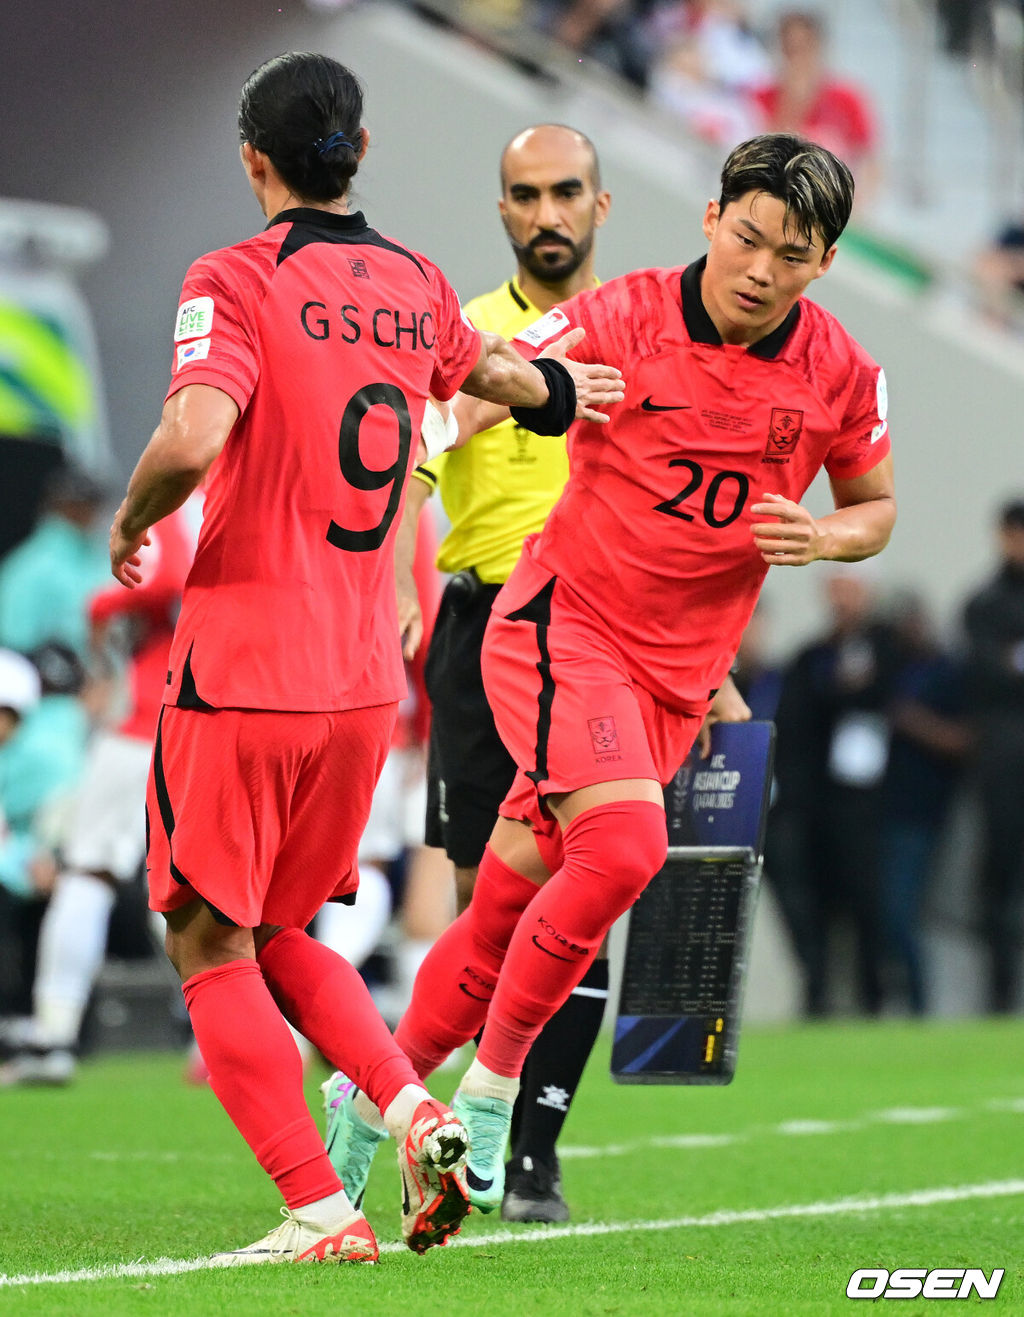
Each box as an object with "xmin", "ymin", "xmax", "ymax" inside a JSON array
[
  {"xmin": 764, "ymin": 407, "xmax": 804, "ymax": 462},
  {"xmin": 588, "ymin": 716, "xmax": 622, "ymax": 762}
]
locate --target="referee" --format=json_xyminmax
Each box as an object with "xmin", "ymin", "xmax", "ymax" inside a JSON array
[{"xmin": 393, "ymin": 124, "xmax": 611, "ymax": 1224}]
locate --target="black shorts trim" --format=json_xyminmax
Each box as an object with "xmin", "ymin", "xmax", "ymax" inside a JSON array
[
  {"xmin": 506, "ymin": 577, "xmax": 557, "ymax": 789},
  {"xmin": 153, "ymin": 708, "xmax": 239, "ymax": 926},
  {"xmin": 151, "ymin": 709, "xmax": 190, "ymax": 889}
]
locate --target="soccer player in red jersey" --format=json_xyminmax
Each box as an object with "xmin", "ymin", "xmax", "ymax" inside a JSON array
[
  {"xmin": 107, "ymin": 53, "xmax": 622, "ymax": 1266},
  {"xmin": 388, "ymin": 132, "xmax": 897, "ymax": 1209},
  {"xmin": 2, "ymin": 497, "xmax": 199, "ymax": 1088}
]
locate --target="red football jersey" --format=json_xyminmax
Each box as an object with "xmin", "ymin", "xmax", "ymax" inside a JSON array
[
  {"xmin": 161, "ymin": 208, "xmax": 481, "ymax": 712},
  {"xmin": 507, "ymin": 257, "xmax": 891, "ymax": 712}
]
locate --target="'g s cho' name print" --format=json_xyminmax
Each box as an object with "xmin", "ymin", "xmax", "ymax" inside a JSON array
[{"xmin": 300, "ymin": 301, "xmax": 437, "ymax": 350}]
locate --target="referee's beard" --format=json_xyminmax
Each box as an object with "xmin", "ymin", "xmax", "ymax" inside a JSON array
[{"xmin": 507, "ymin": 227, "xmax": 594, "ymax": 286}]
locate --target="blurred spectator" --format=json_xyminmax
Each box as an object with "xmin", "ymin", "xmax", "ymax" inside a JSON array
[
  {"xmin": 1, "ymin": 504, "xmax": 198, "ymax": 1087},
  {"xmin": 0, "ymin": 646, "xmax": 89, "ymax": 1036},
  {"xmin": 750, "ymin": 10, "xmax": 880, "ymax": 207},
  {"xmin": 539, "ymin": 0, "xmax": 656, "ymax": 87},
  {"xmin": 649, "ymin": 0, "xmax": 770, "ymax": 144},
  {"xmin": 0, "ymin": 462, "xmax": 110, "ymax": 659},
  {"xmin": 731, "ymin": 599, "xmax": 783, "ymax": 720},
  {"xmin": 936, "ymin": 0, "xmax": 993, "ymax": 58},
  {"xmin": 880, "ymin": 592, "xmax": 969, "ymax": 1015},
  {"xmin": 973, "ymin": 219, "xmax": 1024, "ymax": 327},
  {"xmin": 769, "ymin": 565, "xmax": 900, "ymax": 1016},
  {"xmin": 961, "ymin": 498, "xmax": 1024, "ymax": 1013}
]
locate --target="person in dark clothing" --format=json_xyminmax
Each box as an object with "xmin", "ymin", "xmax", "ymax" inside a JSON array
[
  {"xmin": 880, "ymin": 593, "xmax": 969, "ymax": 1015},
  {"xmin": 770, "ymin": 566, "xmax": 901, "ymax": 1016},
  {"xmin": 962, "ymin": 498, "xmax": 1024, "ymax": 1013}
]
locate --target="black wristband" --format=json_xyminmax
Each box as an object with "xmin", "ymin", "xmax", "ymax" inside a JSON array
[{"xmin": 509, "ymin": 357, "xmax": 577, "ymax": 436}]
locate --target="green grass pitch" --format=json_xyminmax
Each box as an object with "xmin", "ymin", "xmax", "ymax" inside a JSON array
[{"xmin": 1, "ymin": 1019, "xmax": 1021, "ymax": 1315}]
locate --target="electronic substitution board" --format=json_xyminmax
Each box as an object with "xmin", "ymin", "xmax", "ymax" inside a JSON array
[{"xmin": 612, "ymin": 720, "xmax": 775, "ymax": 1085}]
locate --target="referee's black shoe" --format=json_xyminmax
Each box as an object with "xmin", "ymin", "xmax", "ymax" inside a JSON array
[{"xmin": 500, "ymin": 1154, "xmax": 570, "ymax": 1223}]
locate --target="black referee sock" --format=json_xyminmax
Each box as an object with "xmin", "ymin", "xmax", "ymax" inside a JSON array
[{"xmin": 510, "ymin": 958, "xmax": 609, "ymax": 1168}]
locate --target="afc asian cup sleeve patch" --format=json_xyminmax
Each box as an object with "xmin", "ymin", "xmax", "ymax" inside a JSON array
[
  {"xmin": 875, "ymin": 369, "xmax": 888, "ymax": 421},
  {"xmin": 870, "ymin": 369, "xmax": 889, "ymax": 443},
  {"xmin": 174, "ymin": 296, "xmax": 215, "ymax": 342},
  {"xmin": 515, "ymin": 307, "xmax": 570, "ymax": 350},
  {"xmin": 175, "ymin": 337, "xmax": 212, "ymax": 371}
]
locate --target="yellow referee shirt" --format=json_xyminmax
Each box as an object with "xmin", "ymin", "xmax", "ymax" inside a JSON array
[{"xmin": 414, "ymin": 277, "xmax": 580, "ymax": 585}]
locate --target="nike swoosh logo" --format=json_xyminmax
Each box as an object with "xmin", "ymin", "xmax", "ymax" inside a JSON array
[
  {"xmin": 531, "ymin": 934, "xmax": 575, "ymax": 961},
  {"xmin": 466, "ymin": 1166, "xmax": 494, "ymax": 1192},
  {"xmin": 641, "ymin": 397, "xmax": 691, "ymax": 412},
  {"xmin": 457, "ymin": 982, "xmax": 492, "ymax": 1001}
]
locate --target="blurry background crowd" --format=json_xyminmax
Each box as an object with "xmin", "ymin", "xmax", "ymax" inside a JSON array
[{"xmin": 2, "ymin": 0, "xmax": 1024, "ymax": 1070}]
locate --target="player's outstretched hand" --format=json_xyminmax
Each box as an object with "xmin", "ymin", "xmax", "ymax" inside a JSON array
[
  {"xmin": 542, "ymin": 327, "xmax": 624, "ymax": 424},
  {"xmin": 751, "ymin": 492, "xmax": 825, "ymax": 566},
  {"xmin": 109, "ymin": 502, "xmax": 150, "ymax": 588}
]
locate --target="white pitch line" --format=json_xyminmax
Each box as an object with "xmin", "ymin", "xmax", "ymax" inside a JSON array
[{"xmin": 3, "ymin": 1180, "xmax": 1024, "ymax": 1288}]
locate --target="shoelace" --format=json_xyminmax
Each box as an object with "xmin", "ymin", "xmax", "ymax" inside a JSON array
[{"xmin": 256, "ymin": 1207, "xmax": 307, "ymax": 1255}]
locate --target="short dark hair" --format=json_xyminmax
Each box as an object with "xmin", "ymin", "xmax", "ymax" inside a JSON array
[
  {"xmin": 999, "ymin": 498, "xmax": 1024, "ymax": 530},
  {"xmin": 238, "ymin": 52, "xmax": 364, "ymax": 203},
  {"xmin": 719, "ymin": 133, "xmax": 855, "ymax": 252}
]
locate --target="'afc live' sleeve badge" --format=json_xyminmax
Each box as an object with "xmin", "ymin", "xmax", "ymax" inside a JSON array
[{"xmin": 763, "ymin": 407, "xmax": 804, "ymax": 463}]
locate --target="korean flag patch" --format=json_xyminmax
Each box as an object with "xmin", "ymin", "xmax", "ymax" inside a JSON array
[{"xmin": 176, "ymin": 336, "xmax": 211, "ymax": 370}]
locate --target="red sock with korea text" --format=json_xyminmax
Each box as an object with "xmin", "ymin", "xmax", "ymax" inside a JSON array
[
  {"xmin": 181, "ymin": 959, "xmax": 340, "ymax": 1209},
  {"xmin": 477, "ymin": 800, "xmax": 667, "ymax": 1078},
  {"xmin": 394, "ymin": 845, "xmax": 540, "ymax": 1079},
  {"xmin": 257, "ymin": 927, "xmax": 419, "ymax": 1113}
]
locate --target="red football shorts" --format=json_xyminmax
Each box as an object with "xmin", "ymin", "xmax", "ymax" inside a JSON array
[
  {"xmin": 147, "ymin": 702, "xmax": 397, "ymax": 929},
  {"xmin": 480, "ymin": 566, "xmax": 706, "ymax": 847}
]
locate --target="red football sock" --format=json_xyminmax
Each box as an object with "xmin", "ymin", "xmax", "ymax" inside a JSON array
[
  {"xmin": 182, "ymin": 959, "xmax": 340, "ymax": 1209},
  {"xmin": 394, "ymin": 846, "xmax": 539, "ymax": 1079},
  {"xmin": 257, "ymin": 927, "xmax": 420, "ymax": 1114},
  {"xmin": 477, "ymin": 800, "xmax": 667, "ymax": 1079}
]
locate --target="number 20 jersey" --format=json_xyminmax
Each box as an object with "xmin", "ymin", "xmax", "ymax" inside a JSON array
[
  {"xmin": 507, "ymin": 256, "xmax": 892, "ymax": 713},
  {"xmin": 162, "ymin": 208, "xmax": 481, "ymax": 712}
]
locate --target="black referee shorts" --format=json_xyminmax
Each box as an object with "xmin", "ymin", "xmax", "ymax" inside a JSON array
[{"xmin": 424, "ymin": 570, "xmax": 518, "ymax": 869}]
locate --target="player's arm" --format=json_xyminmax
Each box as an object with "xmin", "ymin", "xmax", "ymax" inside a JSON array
[
  {"xmin": 750, "ymin": 454, "xmax": 895, "ymax": 567},
  {"xmin": 444, "ymin": 324, "xmax": 607, "ymax": 444},
  {"xmin": 395, "ymin": 474, "xmax": 432, "ymax": 661},
  {"xmin": 459, "ymin": 327, "xmax": 621, "ymax": 430},
  {"xmin": 110, "ymin": 384, "xmax": 238, "ymax": 588}
]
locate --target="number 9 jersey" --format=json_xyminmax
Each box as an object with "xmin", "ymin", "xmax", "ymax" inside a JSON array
[
  {"xmin": 162, "ymin": 208, "xmax": 481, "ymax": 713},
  {"xmin": 503, "ymin": 256, "xmax": 891, "ymax": 714}
]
